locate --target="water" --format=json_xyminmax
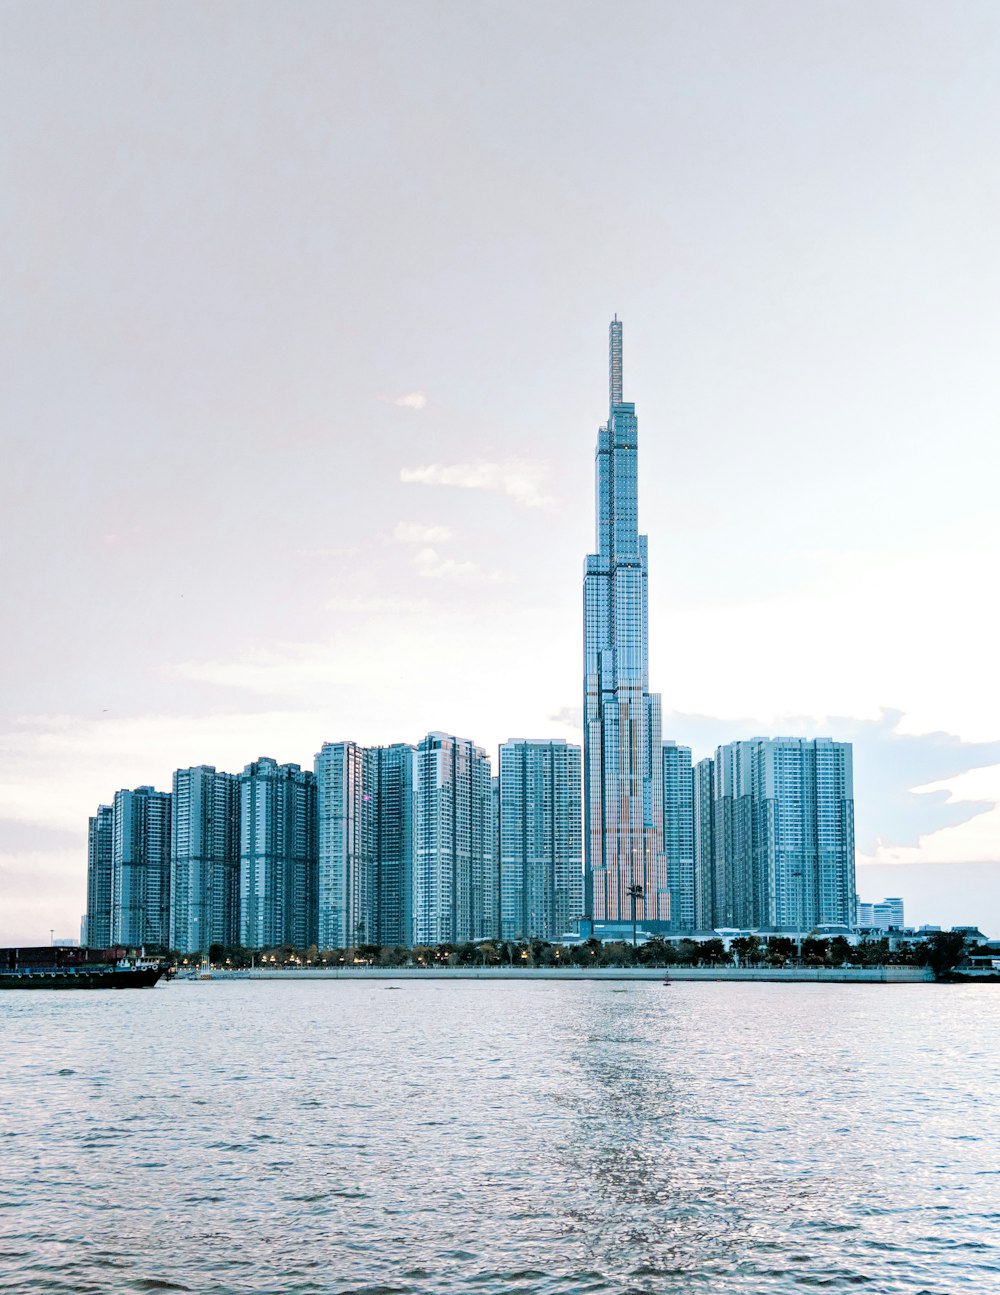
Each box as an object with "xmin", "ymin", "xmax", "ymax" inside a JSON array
[{"xmin": 0, "ymin": 980, "xmax": 997, "ymax": 1295}]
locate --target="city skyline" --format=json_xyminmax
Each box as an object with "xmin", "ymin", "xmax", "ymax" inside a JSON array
[{"xmin": 3, "ymin": 3, "xmax": 1000, "ymax": 944}]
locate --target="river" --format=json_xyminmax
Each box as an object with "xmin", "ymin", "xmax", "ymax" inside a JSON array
[{"xmin": 1, "ymin": 979, "xmax": 997, "ymax": 1294}]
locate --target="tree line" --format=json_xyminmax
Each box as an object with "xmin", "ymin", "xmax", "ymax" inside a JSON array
[{"xmin": 161, "ymin": 930, "xmax": 973, "ymax": 979}]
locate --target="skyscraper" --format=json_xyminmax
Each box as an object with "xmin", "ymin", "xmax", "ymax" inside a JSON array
[
  {"xmin": 662, "ymin": 741, "xmax": 695, "ymax": 932},
  {"xmin": 498, "ymin": 739, "xmax": 582, "ymax": 942},
  {"xmin": 315, "ymin": 741, "xmax": 371, "ymax": 949},
  {"xmin": 368, "ymin": 743, "xmax": 415, "ymax": 947},
  {"xmin": 711, "ymin": 738, "xmax": 856, "ymax": 930},
  {"xmin": 239, "ymin": 757, "xmax": 317, "ymax": 950},
  {"xmin": 413, "ymin": 732, "xmax": 496, "ymax": 946},
  {"xmin": 86, "ymin": 803, "xmax": 114, "ymax": 948},
  {"xmin": 170, "ymin": 766, "xmax": 240, "ymax": 954},
  {"xmin": 583, "ymin": 319, "xmax": 669, "ymax": 933},
  {"xmin": 111, "ymin": 786, "xmax": 172, "ymax": 946},
  {"xmin": 692, "ymin": 756, "xmax": 716, "ymax": 931}
]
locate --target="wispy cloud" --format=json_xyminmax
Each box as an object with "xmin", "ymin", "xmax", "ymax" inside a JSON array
[
  {"xmin": 400, "ymin": 459, "xmax": 554, "ymax": 508},
  {"xmin": 411, "ymin": 547, "xmax": 486, "ymax": 581},
  {"xmin": 393, "ymin": 521, "xmax": 456, "ymax": 545},
  {"xmin": 386, "ymin": 391, "xmax": 427, "ymax": 410}
]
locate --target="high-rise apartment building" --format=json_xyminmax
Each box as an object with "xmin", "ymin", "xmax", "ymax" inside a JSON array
[
  {"xmin": 413, "ymin": 733, "xmax": 496, "ymax": 946},
  {"xmin": 583, "ymin": 319, "xmax": 669, "ymax": 933},
  {"xmin": 710, "ymin": 738, "xmax": 856, "ymax": 930},
  {"xmin": 170, "ymin": 766, "xmax": 240, "ymax": 954},
  {"xmin": 86, "ymin": 803, "xmax": 114, "ymax": 948},
  {"xmin": 498, "ymin": 739, "xmax": 582, "ymax": 942},
  {"xmin": 239, "ymin": 757, "xmax": 317, "ymax": 950},
  {"xmin": 315, "ymin": 741, "xmax": 370, "ymax": 949},
  {"xmin": 662, "ymin": 741, "xmax": 695, "ymax": 932},
  {"xmin": 857, "ymin": 897, "xmax": 904, "ymax": 930},
  {"xmin": 692, "ymin": 757, "xmax": 716, "ymax": 931},
  {"xmin": 111, "ymin": 786, "xmax": 172, "ymax": 946},
  {"xmin": 367, "ymin": 744, "xmax": 415, "ymax": 947}
]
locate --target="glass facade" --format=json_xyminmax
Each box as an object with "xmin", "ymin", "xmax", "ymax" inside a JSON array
[
  {"xmin": 239, "ymin": 757, "xmax": 317, "ymax": 951},
  {"xmin": 710, "ymin": 738, "xmax": 856, "ymax": 930},
  {"xmin": 662, "ymin": 741, "xmax": 695, "ymax": 932},
  {"xmin": 86, "ymin": 803, "xmax": 114, "ymax": 948},
  {"xmin": 583, "ymin": 319, "xmax": 669, "ymax": 930},
  {"xmin": 169, "ymin": 766, "xmax": 240, "ymax": 955},
  {"xmin": 111, "ymin": 786, "xmax": 172, "ymax": 947},
  {"xmin": 315, "ymin": 741, "xmax": 370, "ymax": 949},
  {"xmin": 499, "ymin": 739, "xmax": 582, "ymax": 942},
  {"xmin": 413, "ymin": 733, "xmax": 495, "ymax": 946}
]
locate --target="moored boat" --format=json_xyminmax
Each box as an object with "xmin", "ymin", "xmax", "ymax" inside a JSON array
[{"xmin": 0, "ymin": 946, "xmax": 167, "ymax": 990}]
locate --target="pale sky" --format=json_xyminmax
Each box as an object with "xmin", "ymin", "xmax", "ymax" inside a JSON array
[{"xmin": 2, "ymin": 1, "xmax": 999, "ymax": 943}]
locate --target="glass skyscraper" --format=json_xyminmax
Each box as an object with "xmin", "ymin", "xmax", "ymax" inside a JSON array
[
  {"xmin": 662, "ymin": 741, "xmax": 695, "ymax": 932},
  {"xmin": 498, "ymin": 739, "xmax": 582, "ymax": 942},
  {"xmin": 170, "ymin": 766, "xmax": 240, "ymax": 954},
  {"xmin": 315, "ymin": 740, "xmax": 370, "ymax": 949},
  {"xmin": 111, "ymin": 785, "xmax": 172, "ymax": 947},
  {"xmin": 413, "ymin": 732, "xmax": 496, "ymax": 946},
  {"xmin": 709, "ymin": 737, "xmax": 856, "ymax": 930},
  {"xmin": 239, "ymin": 757, "xmax": 317, "ymax": 950},
  {"xmin": 583, "ymin": 319, "xmax": 669, "ymax": 932},
  {"xmin": 367, "ymin": 743, "xmax": 415, "ymax": 947},
  {"xmin": 86, "ymin": 803, "xmax": 114, "ymax": 948}
]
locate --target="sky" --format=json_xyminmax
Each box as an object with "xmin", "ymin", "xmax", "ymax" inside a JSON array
[{"xmin": 2, "ymin": 0, "xmax": 999, "ymax": 942}]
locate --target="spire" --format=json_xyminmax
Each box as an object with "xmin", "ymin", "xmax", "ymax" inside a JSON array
[{"xmin": 609, "ymin": 316, "xmax": 623, "ymax": 410}]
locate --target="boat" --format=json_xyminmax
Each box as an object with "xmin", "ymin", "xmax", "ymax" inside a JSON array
[{"xmin": 0, "ymin": 945, "xmax": 167, "ymax": 990}]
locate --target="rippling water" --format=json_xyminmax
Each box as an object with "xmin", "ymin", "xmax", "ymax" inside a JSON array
[{"xmin": 1, "ymin": 979, "xmax": 998, "ymax": 1294}]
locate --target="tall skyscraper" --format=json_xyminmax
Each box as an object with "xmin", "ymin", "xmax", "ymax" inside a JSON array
[
  {"xmin": 583, "ymin": 319, "xmax": 669, "ymax": 933},
  {"xmin": 413, "ymin": 732, "xmax": 496, "ymax": 946},
  {"xmin": 111, "ymin": 786, "xmax": 172, "ymax": 946},
  {"xmin": 368, "ymin": 743, "xmax": 415, "ymax": 947},
  {"xmin": 662, "ymin": 741, "xmax": 695, "ymax": 932},
  {"xmin": 498, "ymin": 739, "xmax": 582, "ymax": 942},
  {"xmin": 239, "ymin": 757, "xmax": 317, "ymax": 950},
  {"xmin": 711, "ymin": 737, "xmax": 856, "ymax": 930},
  {"xmin": 315, "ymin": 741, "xmax": 371, "ymax": 949},
  {"xmin": 170, "ymin": 766, "xmax": 240, "ymax": 954},
  {"xmin": 692, "ymin": 757, "xmax": 716, "ymax": 931},
  {"xmin": 86, "ymin": 803, "xmax": 114, "ymax": 948}
]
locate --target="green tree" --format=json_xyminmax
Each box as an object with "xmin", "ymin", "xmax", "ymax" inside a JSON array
[
  {"xmin": 766, "ymin": 936, "xmax": 795, "ymax": 967},
  {"xmin": 801, "ymin": 937, "xmax": 830, "ymax": 966},
  {"xmin": 921, "ymin": 931, "xmax": 970, "ymax": 979},
  {"xmin": 697, "ymin": 938, "xmax": 727, "ymax": 966}
]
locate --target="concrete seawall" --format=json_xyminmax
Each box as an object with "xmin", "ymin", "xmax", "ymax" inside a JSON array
[{"xmin": 186, "ymin": 966, "xmax": 935, "ymax": 984}]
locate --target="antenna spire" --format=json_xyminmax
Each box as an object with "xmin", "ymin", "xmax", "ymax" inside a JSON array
[{"xmin": 609, "ymin": 317, "xmax": 623, "ymax": 410}]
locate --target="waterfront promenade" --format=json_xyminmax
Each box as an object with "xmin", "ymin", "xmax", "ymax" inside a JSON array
[{"xmin": 187, "ymin": 965, "xmax": 934, "ymax": 983}]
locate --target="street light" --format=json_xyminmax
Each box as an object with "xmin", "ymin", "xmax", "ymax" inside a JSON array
[{"xmin": 627, "ymin": 883, "xmax": 644, "ymax": 947}]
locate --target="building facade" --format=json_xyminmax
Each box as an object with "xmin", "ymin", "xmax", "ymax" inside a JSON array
[
  {"xmin": 857, "ymin": 896, "xmax": 904, "ymax": 930},
  {"xmin": 692, "ymin": 757, "xmax": 716, "ymax": 931},
  {"xmin": 413, "ymin": 732, "xmax": 496, "ymax": 946},
  {"xmin": 498, "ymin": 739, "xmax": 582, "ymax": 942},
  {"xmin": 239, "ymin": 757, "xmax": 317, "ymax": 950},
  {"xmin": 662, "ymin": 741, "xmax": 696, "ymax": 932},
  {"xmin": 710, "ymin": 738, "xmax": 856, "ymax": 931},
  {"xmin": 170, "ymin": 766, "xmax": 240, "ymax": 954},
  {"xmin": 111, "ymin": 786, "xmax": 172, "ymax": 947},
  {"xmin": 85, "ymin": 803, "xmax": 114, "ymax": 948},
  {"xmin": 583, "ymin": 319, "xmax": 669, "ymax": 933},
  {"xmin": 367, "ymin": 743, "xmax": 415, "ymax": 947},
  {"xmin": 315, "ymin": 741, "xmax": 371, "ymax": 949}
]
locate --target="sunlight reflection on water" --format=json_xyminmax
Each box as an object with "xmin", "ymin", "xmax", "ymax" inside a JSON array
[{"xmin": 0, "ymin": 980, "xmax": 997, "ymax": 1294}]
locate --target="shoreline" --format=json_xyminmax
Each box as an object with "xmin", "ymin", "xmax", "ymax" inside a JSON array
[{"xmin": 180, "ymin": 965, "xmax": 936, "ymax": 983}]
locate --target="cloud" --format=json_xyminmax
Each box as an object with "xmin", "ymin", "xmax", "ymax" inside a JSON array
[
  {"xmin": 400, "ymin": 459, "xmax": 554, "ymax": 508},
  {"xmin": 386, "ymin": 391, "xmax": 427, "ymax": 410},
  {"xmin": 393, "ymin": 521, "xmax": 456, "ymax": 545},
  {"xmin": 410, "ymin": 547, "xmax": 484, "ymax": 581},
  {"xmin": 549, "ymin": 706, "xmax": 583, "ymax": 730}
]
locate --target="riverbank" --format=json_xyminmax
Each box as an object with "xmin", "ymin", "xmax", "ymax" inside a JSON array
[{"xmin": 180, "ymin": 965, "xmax": 935, "ymax": 983}]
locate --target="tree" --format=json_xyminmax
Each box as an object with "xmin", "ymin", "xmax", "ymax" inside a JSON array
[
  {"xmin": 921, "ymin": 931, "xmax": 970, "ymax": 979},
  {"xmin": 828, "ymin": 936, "xmax": 852, "ymax": 967},
  {"xmin": 801, "ymin": 937, "xmax": 830, "ymax": 966},
  {"xmin": 698, "ymin": 938, "xmax": 727, "ymax": 966},
  {"xmin": 766, "ymin": 936, "xmax": 795, "ymax": 967}
]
